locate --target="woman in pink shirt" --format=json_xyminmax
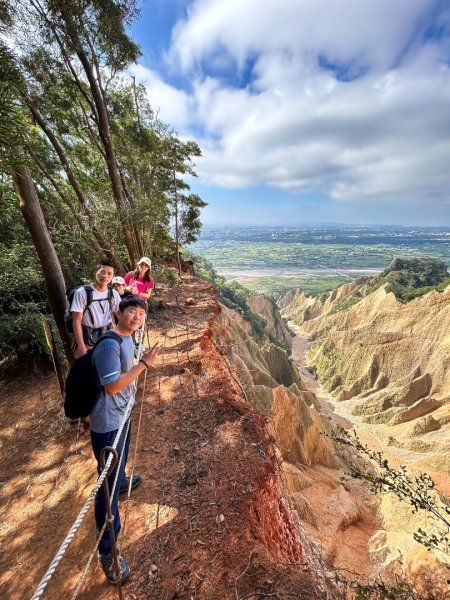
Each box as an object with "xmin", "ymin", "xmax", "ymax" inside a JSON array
[{"xmin": 124, "ymin": 257, "xmax": 154, "ymax": 301}]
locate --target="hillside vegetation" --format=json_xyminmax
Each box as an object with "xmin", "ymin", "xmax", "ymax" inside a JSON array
[
  {"xmin": 371, "ymin": 257, "xmax": 450, "ymax": 302},
  {"xmin": 193, "ymin": 253, "xmax": 290, "ymax": 349},
  {"xmin": 1, "ymin": 0, "xmax": 206, "ymax": 365}
]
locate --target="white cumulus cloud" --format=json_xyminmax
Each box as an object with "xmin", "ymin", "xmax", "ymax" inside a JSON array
[
  {"xmin": 130, "ymin": 64, "xmax": 191, "ymax": 129},
  {"xmin": 135, "ymin": 0, "xmax": 450, "ymax": 211}
]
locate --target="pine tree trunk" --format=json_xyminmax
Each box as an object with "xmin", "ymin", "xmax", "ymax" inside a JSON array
[
  {"xmin": 77, "ymin": 50, "xmax": 139, "ymax": 265},
  {"xmin": 20, "ymin": 91, "xmax": 122, "ymax": 270},
  {"xmin": 12, "ymin": 164, "xmax": 73, "ymax": 363},
  {"xmin": 173, "ymin": 172, "xmax": 182, "ymax": 278}
]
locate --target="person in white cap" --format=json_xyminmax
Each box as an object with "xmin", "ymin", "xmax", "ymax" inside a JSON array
[
  {"xmin": 111, "ymin": 276, "xmax": 134, "ymax": 300},
  {"xmin": 124, "ymin": 257, "xmax": 154, "ymax": 301}
]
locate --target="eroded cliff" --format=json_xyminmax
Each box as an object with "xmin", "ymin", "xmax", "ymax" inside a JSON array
[
  {"xmin": 247, "ymin": 294, "xmax": 293, "ymax": 348},
  {"xmin": 279, "ymin": 269, "xmax": 450, "ymax": 589},
  {"xmin": 213, "ymin": 300, "xmax": 381, "ymax": 578},
  {"xmin": 280, "ymin": 280, "xmax": 450, "ymax": 457}
]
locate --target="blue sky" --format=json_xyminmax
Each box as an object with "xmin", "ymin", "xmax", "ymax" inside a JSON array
[{"xmin": 129, "ymin": 0, "xmax": 450, "ymax": 226}]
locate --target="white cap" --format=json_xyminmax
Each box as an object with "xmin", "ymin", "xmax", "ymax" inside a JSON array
[
  {"xmin": 112, "ymin": 276, "xmax": 125, "ymax": 285},
  {"xmin": 138, "ymin": 256, "xmax": 152, "ymax": 268}
]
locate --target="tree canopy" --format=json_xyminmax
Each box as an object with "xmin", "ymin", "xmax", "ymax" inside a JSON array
[{"xmin": 0, "ymin": 0, "xmax": 207, "ymax": 363}]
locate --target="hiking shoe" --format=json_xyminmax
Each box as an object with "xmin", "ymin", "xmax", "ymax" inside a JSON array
[
  {"xmin": 98, "ymin": 551, "xmax": 131, "ymax": 585},
  {"xmin": 119, "ymin": 474, "xmax": 142, "ymax": 495}
]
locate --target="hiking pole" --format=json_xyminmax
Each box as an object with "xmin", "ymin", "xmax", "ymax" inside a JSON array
[
  {"xmin": 99, "ymin": 446, "xmax": 124, "ymax": 600},
  {"xmin": 41, "ymin": 317, "xmax": 64, "ymax": 400},
  {"xmin": 136, "ymin": 321, "xmax": 146, "ymax": 362},
  {"xmin": 146, "ymin": 326, "xmax": 152, "ymax": 354}
]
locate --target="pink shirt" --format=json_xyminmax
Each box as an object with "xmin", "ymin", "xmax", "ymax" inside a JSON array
[{"xmin": 124, "ymin": 272, "xmax": 154, "ymax": 300}]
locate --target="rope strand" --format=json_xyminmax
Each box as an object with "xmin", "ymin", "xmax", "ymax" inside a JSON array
[{"xmin": 121, "ymin": 329, "xmax": 150, "ymax": 542}]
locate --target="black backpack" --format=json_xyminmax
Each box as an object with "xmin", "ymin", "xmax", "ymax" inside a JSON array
[
  {"xmin": 64, "ymin": 331, "xmax": 123, "ymax": 419},
  {"xmin": 64, "ymin": 284, "xmax": 114, "ymax": 335}
]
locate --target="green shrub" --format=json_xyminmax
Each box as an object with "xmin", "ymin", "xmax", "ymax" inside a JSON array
[
  {"xmin": 153, "ymin": 266, "xmax": 179, "ymax": 288},
  {"xmin": 220, "ymin": 282, "xmax": 268, "ymax": 341},
  {"xmin": 0, "ymin": 302, "xmax": 50, "ymax": 363},
  {"xmin": 381, "ymin": 258, "xmax": 448, "ymax": 287},
  {"xmin": 317, "ymin": 290, "xmax": 331, "ymax": 302},
  {"xmin": 329, "ymin": 293, "xmax": 362, "ymax": 314},
  {"xmin": 309, "ymin": 343, "xmax": 339, "ymax": 380},
  {"xmin": 387, "ymin": 278, "xmax": 450, "ymax": 303},
  {"xmin": 366, "ymin": 258, "xmax": 450, "ymax": 303}
]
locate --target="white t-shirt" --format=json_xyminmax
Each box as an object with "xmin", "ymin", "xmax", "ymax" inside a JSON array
[{"xmin": 70, "ymin": 286, "xmax": 120, "ymax": 328}]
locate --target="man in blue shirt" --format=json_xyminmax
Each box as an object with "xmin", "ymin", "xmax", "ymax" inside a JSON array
[{"xmin": 91, "ymin": 296, "xmax": 160, "ymax": 585}]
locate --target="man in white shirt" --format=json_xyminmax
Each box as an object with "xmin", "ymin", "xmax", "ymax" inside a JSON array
[{"xmin": 70, "ymin": 260, "xmax": 121, "ymax": 358}]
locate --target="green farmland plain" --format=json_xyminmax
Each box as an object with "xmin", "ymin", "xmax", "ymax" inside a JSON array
[{"xmin": 189, "ymin": 225, "xmax": 450, "ymax": 297}]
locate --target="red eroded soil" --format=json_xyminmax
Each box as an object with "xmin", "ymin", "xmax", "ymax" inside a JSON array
[{"xmin": 0, "ymin": 278, "xmax": 327, "ymax": 600}]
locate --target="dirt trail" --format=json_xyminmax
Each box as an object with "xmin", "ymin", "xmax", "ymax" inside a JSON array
[{"xmin": 1, "ymin": 278, "xmax": 313, "ymax": 600}]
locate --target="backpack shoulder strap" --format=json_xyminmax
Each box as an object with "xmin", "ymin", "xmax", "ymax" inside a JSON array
[
  {"xmin": 84, "ymin": 285, "xmax": 94, "ymax": 307},
  {"xmin": 67, "ymin": 283, "xmax": 84, "ymax": 309},
  {"xmin": 92, "ymin": 330, "xmax": 123, "ymax": 352},
  {"xmin": 107, "ymin": 286, "xmax": 114, "ymax": 309},
  {"xmin": 82, "ymin": 284, "xmax": 95, "ymax": 324},
  {"xmin": 102, "ymin": 331, "xmax": 123, "ymax": 345}
]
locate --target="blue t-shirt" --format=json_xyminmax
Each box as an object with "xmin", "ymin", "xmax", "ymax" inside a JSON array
[{"xmin": 90, "ymin": 334, "xmax": 136, "ymax": 433}]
